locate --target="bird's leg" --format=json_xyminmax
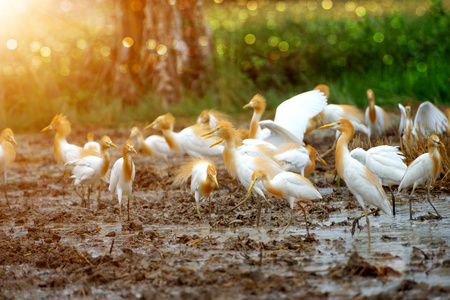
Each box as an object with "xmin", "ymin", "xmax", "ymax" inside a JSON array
[
  {"xmin": 208, "ymin": 195, "xmax": 212, "ymax": 214},
  {"xmin": 409, "ymin": 190, "xmax": 414, "ymax": 220},
  {"xmin": 220, "ymin": 192, "xmax": 252, "ymax": 214},
  {"xmin": 388, "ymin": 185, "xmax": 396, "ymax": 216},
  {"xmin": 321, "ymin": 140, "xmax": 336, "ymax": 158},
  {"xmin": 256, "ymin": 196, "xmax": 262, "ymax": 228},
  {"xmin": 426, "ymin": 184, "xmax": 442, "ymax": 219},
  {"xmin": 127, "ymin": 194, "xmax": 131, "ymax": 222},
  {"xmin": 364, "ymin": 208, "xmax": 371, "ymax": 252},
  {"xmin": 351, "ymin": 208, "xmax": 380, "ymax": 236},
  {"xmin": 196, "ymin": 200, "xmax": 201, "ymax": 216},
  {"xmin": 281, "ymin": 208, "xmax": 293, "ymax": 234},
  {"xmin": 4, "ymin": 171, "xmax": 10, "ymax": 208},
  {"xmin": 97, "ymin": 182, "xmax": 103, "ymax": 206},
  {"xmin": 118, "ymin": 199, "xmax": 123, "ymax": 224},
  {"xmin": 300, "ymin": 204, "xmax": 310, "ymax": 238},
  {"xmin": 86, "ymin": 186, "xmax": 92, "ymax": 209},
  {"xmin": 73, "ymin": 186, "xmax": 86, "ymax": 207}
]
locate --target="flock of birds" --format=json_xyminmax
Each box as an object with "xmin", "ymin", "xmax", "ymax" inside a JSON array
[{"xmin": 1, "ymin": 85, "xmax": 448, "ymax": 246}]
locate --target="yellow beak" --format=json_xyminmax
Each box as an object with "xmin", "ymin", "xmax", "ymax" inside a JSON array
[
  {"xmin": 209, "ymin": 138, "xmax": 224, "ymax": 148},
  {"xmin": 243, "ymin": 103, "xmax": 252, "ymax": 109},
  {"xmin": 201, "ymin": 127, "xmax": 219, "ymax": 138},
  {"xmin": 319, "ymin": 122, "xmax": 336, "ymax": 130},
  {"xmin": 109, "ymin": 142, "xmax": 118, "ymax": 148},
  {"xmin": 316, "ymin": 153, "xmax": 327, "ymax": 165},
  {"xmin": 213, "ymin": 175, "xmax": 219, "ymax": 188},
  {"xmin": 41, "ymin": 124, "xmax": 52, "ymax": 132},
  {"xmin": 247, "ymin": 179, "xmax": 257, "ymax": 194},
  {"xmin": 11, "ymin": 137, "xmax": 18, "ymax": 146},
  {"xmin": 144, "ymin": 122, "xmax": 156, "ymax": 131}
]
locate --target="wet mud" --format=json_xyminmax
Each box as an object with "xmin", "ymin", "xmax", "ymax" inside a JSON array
[{"xmin": 0, "ymin": 127, "xmax": 449, "ymax": 299}]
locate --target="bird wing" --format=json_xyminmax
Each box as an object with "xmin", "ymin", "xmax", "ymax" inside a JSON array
[
  {"xmin": 180, "ymin": 127, "xmax": 223, "ymax": 157},
  {"xmin": 365, "ymin": 146, "xmax": 407, "ymax": 185},
  {"xmin": 275, "ymin": 147, "xmax": 309, "ymax": 174},
  {"xmin": 413, "ymin": 101, "xmax": 448, "ymax": 137},
  {"xmin": 258, "ymin": 120, "xmax": 304, "ymax": 146},
  {"xmin": 276, "ymin": 173, "xmax": 322, "ymax": 200},
  {"xmin": 343, "ymin": 158, "xmax": 392, "ymax": 215},
  {"xmin": 398, "ymin": 103, "xmax": 406, "ymax": 137},
  {"xmin": 398, "ymin": 153, "xmax": 432, "ymax": 192},
  {"xmin": 109, "ymin": 158, "xmax": 123, "ymax": 193},
  {"xmin": 273, "ymin": 90, "xmax": 327, "ymax": 142}
]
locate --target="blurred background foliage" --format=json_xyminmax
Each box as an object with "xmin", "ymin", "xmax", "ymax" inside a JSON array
[{"xmin": 0, "ymin": 0, "xmax": 448, "ymax": 132}]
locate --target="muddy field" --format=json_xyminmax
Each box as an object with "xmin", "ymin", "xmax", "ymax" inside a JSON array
[{"xmin": 0, "ymin": 125, "xmax": 449, "ymax": 299}]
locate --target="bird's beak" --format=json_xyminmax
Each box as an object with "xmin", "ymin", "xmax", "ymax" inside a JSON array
[
  {"xmin": 202, "ymin": 127, "xmax": 219, "ymax": 138},
  {"xmin": 144, "ymin": 122, "xmax": 156, "ymax": 130},
  {"xmin": 316, "ymin": 153, "xmax": 327, "ymax": 165},
  {"xmin": 319, "ymin": 122, "xmax": 336, "ymax": 130},
  {"xmin": 109, "ymin": 142, "xmax": 118, "ymax": 148},
  {"xmin": 439, "ymin": 141, "xmax": 444, "ymax": 148},
  {"xmin": 213, "ymin": 175, "xmax": 219, "ymax": 188},
  {"xmin": 11, "ymin": 137, "xmax": 18, "ymax": 146},
  {"xmin": 243, "ymin": 102, "xmax": 252, "ymax": 109},
  {"xmin": 247, "ymin": 179, "xmax": 257, "ymax": 194},
  {"xmin": 209, "ymin": 138, "xmax": 224, "ymax": 148},
  {"xmin": 41, "ymin": 124, "xmax": 52, "ymax": 132}
]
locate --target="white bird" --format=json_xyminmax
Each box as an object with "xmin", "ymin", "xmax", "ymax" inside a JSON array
[
  {"xmin": 365, "ymin": 89, "xmax": 388, "ymax": 144},
  {"xmin": 68, "ymin": 136, "xmax": 117, "ymax": 207},
  {"xmin": 196, "ymin": 109, "xmax": 230, "ymax": 130},
  {"xmin": 350, "ymin": 145, "xmax": 407, "ymax": 215},
  {"xmin": 109, "ymin": 140, "xmax": 138, "ymax": 223},
  {"xmin": 247, "ymin": 170, "xmax": 322, "ymax": 235},
  {"xmin": 129, "ymin": 126, "xmax": 172, "ymax": 161},
  {"xmin": 0, "ymin": 128, "xmax": 17, "ymax": 206},
  {"xmin": 243, "ymin": 90, "xmax": 328, "ymax": 146},
  {"xmin": 203, "ymin": 121, "xmax": 285, "ymax": 227},
  {"xmin": 83, "ymin": 132, "xmax": 101, "ymax": 154},
  {"xmin": 172, "ymin": 158, "xmax": 219, "ymax": 215},
  {"xmin": 275, "ymin": 143, "xmax": 327, "ymax": 177},
  {"xmin": 399, "ymin": 102, "xmax": 447, "ymax": 143},
  {"xmin": 398, "ymin": 134, "xmax": 443, "ymax": 220},
  {"xmin": 145, "ymin": 113, "xmax": 224, "ymax": 158},
  {"xmin": 41, "ymin": 114, "xmax": 99, "ymax": 164},
  {"xmin": 320, "ymin": 119, "xmax": 393, "ymax": 247}
]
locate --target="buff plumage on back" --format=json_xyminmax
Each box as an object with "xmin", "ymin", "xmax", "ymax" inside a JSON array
[{"xmin": 172, "ymin": 158, "xmax": 215, "ymax": 187}]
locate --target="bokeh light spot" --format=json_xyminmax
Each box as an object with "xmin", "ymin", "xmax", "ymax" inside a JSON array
[
  {"xmin": 247, "ymin": 1, "xmax": 257, "ymax": 11},
  {"xmin": 373, "ymin": 32, "xmax": 384, "ymax": 43},
  {"xmin": 30, "ymin": 41, "xmax": 41, "ymax": 52},
  {"xmin": 146, "ymin": 39, "xmax": 157, "ymax": 50},
  {"xmin": 123, "ymin": 37, "xmax": 134, "ymax": 48},
  {"xmin": 278, "ymin": 41, "xmax": 289, "ymax": 52},
  {"xmin": 276, "ymin": 1, "xmax": 286, "ymax": 12},
  {"xmin": 101, "ymin": 46, "xmax": 111, "ymax": 57},
  {"xmin": 199, "ymin": 36, "xmax": 209, "ymax": 47},
  {"xmin": 244, "ymin": 34, "xmax": 256, "ymax": 45},
  {"xmin": 355, "ymin": 6, "xmax": 366, "ymax": 17},
  {"xmin": 6, "ymin": 39, "xmax": 17, "ymax": 50},
  {"xmin": 322, "ymin": 0, "xmax": 333, "ymax": 10},
  {"xmin": 268, "ymin": 36, "xmax": 279, "ymax": 47},
  {"xmin": 216, "ymin": 44, "xmax": 226, "ymax": 55},
  {"xmin": 60, "ymin": 65, "xmax": 70, "ymax": 76},
  {"xmin": 345, "ymin": 1, "xmax": 356, "ymax": 12},
  {"xmin": 307, "ymin": 1, "xmax": 317, "ymax": 11},
  {"xmin": 416, "ymin": 62, "xmax": 427, "ymax": 72},
  {"xmin": 156, "ymin": 44, "xmax": 167, "ymax": 55},
  {"xmin": 40, "ymin": 47, "xmax": 51, "ymax": 57},
  {"xmin": 76, "ymin": 39, "xmax": 87, "ymax": 50},
  {"xmin": 416, "ymin": 6, "xmax": 426, "ymax": 17}
]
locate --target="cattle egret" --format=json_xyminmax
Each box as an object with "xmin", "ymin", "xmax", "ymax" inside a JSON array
[
  {"xmin": 172, "ymin": 158, "xmax": 219, "ymax": 215},
  {"xmin": 398, "ymin": 134, "xmax": 443, "ymax": 220},
  {"xmin": 83, "ymin": 132, "xmax": 101, "ymax": 154},
  {"xmin": 319, "ymin": 119, "xmax": 393, "ymax": 247},
  {"xmin": 365, "ymin": 89, "xmax": 388, "ymax": 145},
  {"xmin": 67, "ymin": 136, "xmax": 117, "ymax": 207},
  {"xmin": 129, "ymin": 126, "xmax": 172, "ymax": 161},
  {"xmin": 244, "ymin": 90, "xmax": 327, "ymax": 146},
  {"xmin": 197, "ymin": 109, "xmax": 230, "ymax": 130},
  {"xmin": 399, "ymin": 102, "xmax": 447, "ymax": 143},
  {"xmin": 109, "ymin": 140, "xmax": 138, "ymax": 223},
  {"xmin": 247, "ymin": 170, "xmax": 322, "ymax": 235},
  {"xmin": 41, "ymin": 114, "xmax": 99, "ymax": 164},
  {"xmin": 275, "ymin": 143, "xmax": 327, "ymax": 177},
  {"xmin": 203, "ymin": 121, "xmax": 284, "ymax": 227},
  {"xmin": 0, "ymin": 128, "xmax": 17, "ymax": 206},
  {"xmin": 350, "ymin": 145, "xmax": 407, "ymax": 216},
  {"xmin": 145, "ymin": 113, "xmax": 224, "ymax": 158}
]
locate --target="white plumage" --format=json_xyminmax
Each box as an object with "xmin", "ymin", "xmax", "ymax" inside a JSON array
[
  {"xmin": 130, "ymin": 126, "xmax": 172, "ymax": 161},
  {"xmin": 0, "ymin": 128, "xmax": 17, "ymax": 206},
  {"xmin": 365, "ymin": 89, "xmax": 388, "ymax": 140}
]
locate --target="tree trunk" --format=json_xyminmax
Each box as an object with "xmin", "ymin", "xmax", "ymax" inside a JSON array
[{"xmin": 111, "ymin": 0, "xmax": 211, "ymax": 107}]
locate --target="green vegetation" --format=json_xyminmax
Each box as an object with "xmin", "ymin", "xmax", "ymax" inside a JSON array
[{"xmin": 0, "ymin": 0, "xmax": 448, "ymax": 131}]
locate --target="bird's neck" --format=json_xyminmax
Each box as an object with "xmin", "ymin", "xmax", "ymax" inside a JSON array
[
  {"xmin": 161, "ymin": 129, "xmax": 182, "ymax": 153},
  {"xmin": 249, "ymin": 109, "xmax": 263, "ymax": 139},
  {"xmin": 200, "ymin": 176, "xmax": 216, "ymax": 196},
  {"xmin": 304, "ymin": 153, "xmax": 315, "ymax": 177},
  {"xmin": 262, "ymin": 178, "xmax": 283, "ymax": 198},
  {"xmin": 100, "ymin": 151, "xmax": 111, "ymax": 177},
  {"xmin": 368, "ymin": 101, "xmax": 376, "ymax": 124},
  {"xmin": 429, "ymin": 146, "xmax": 442, "ymax": 179},
  {"xmin": 335, "ymin": 128, "xmax": 354, "ymax": 178},
  {"xmin": 54, "ymin": 136, "xmax": 69, "ymax": 164},
  {"xmin": 123, "ymin": 153, "xmax": 134, "ymax": 182}
]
